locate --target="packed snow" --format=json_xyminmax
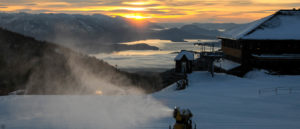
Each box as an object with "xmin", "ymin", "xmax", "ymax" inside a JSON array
[
  {"xmin": 0, "ymin": 96, "xmax": 172, "ymax": 129},
  {"xmin": 1, "ymin": 70, "xmax": 300, "ymax": 129},
  {"xmin": 154, "ymin": 71, "xmax": 300, "ymax": 129}
]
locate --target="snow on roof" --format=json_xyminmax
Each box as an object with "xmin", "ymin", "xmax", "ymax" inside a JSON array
[
  {"xmin": 220, "ymin": 10, "xmax": 300, "ymax": 40},
  {"xmin": 214, "ymin": 59, "xmax": 241, "ymax": 71},
  {"xmin": 174, "ymin": 50, "xmax": 194, "ymax": 61},
  {"xmin": 220, "ymin": 15, "xmax": 273, "ymax": 40}
]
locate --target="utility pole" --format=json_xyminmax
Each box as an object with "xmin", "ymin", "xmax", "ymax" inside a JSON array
[{"xmin": 210, "ymin": 58, "xmax": 214, "ymax": 77}]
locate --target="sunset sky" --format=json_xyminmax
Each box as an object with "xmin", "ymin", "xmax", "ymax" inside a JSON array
[{"xmin": 0, "ymin": 0, "xmax": 299, "ymax": 23}]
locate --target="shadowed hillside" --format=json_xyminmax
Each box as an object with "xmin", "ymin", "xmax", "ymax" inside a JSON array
[{"xmin": 0, "ymin": 28, "xmax": 164, "ymax": 95}]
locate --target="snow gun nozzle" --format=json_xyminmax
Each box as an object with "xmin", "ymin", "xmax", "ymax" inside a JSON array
[
  {"xmin": 171, "ymin": 107, "xmax": 195, "ymax": 129},
  {"xmin": 173, "ymin": 107, "xmax": 193, "ymax": 119}
]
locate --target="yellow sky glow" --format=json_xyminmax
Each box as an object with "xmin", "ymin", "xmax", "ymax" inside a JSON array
[
  {"xmin": 0, "ymin": 0, "xmax": 299, "ymax": 23},
  {"xmin": 123, "ymin": 13, "xmax": 152, "ymax": 20},
  {"xmin": 122, "ymin": 7, "xmax": 147, "ymax": 11},
  {"xmin": 123, "ymin": 1, "xmax": 158, "ymax": 5}
]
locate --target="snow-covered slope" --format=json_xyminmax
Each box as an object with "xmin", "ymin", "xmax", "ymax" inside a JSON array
[
  {"xmin": 1, "ymin": 71, "xmax": 300, "ymax": 129},
  {"xmin": 0, "ymin": 95, "xmax": 172, "ymax": 129},
  {"xmin": 154, "ymin": 71, "xmax": 300, "ymax": 129}
]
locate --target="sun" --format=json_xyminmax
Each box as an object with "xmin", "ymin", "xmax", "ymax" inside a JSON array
[
  {"xmin": 123, "ymin": 14, "xmax": 151, "ymax": 20},
  {"xmin": 95, "ymin": 90, "xmax": 103, "ymax": 95}
]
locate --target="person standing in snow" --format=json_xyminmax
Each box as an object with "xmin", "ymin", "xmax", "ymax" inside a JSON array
[{"xmin": 184, "ymin": 73, "xmax": 188, "ymax": 86}]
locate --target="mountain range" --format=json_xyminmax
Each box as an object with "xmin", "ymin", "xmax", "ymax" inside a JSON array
[{"xmin": 0, "ymin": 13, "xmax": 242, "ymax": 53}]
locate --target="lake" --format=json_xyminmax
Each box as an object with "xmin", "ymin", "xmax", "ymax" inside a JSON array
[{"xmin": 91, "ymin": 39, "xmax": 220, "ymax": 72}]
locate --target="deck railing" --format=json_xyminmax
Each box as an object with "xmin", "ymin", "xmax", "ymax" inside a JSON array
[{"xmin": 258, "ymin": 87, "xmax": 300, "ymax": 95}]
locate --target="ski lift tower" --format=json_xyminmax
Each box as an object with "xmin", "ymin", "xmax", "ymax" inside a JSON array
[{"xmin": 194, "ymin": 40, "xmax": 223, "ymax": 77}]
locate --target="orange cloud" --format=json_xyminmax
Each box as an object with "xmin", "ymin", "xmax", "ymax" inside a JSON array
[
  {"xmin": 0, "ymin": 0, "xmax": 299, "ymax": 23},
  {"xmin": 123, "ymin": 1, "xmax": 159, "ymax": 6}
]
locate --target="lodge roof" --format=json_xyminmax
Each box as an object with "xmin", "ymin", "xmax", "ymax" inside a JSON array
[{"xmin": 219, "ymin": 9, "xmax": 300, "ymax": 40}]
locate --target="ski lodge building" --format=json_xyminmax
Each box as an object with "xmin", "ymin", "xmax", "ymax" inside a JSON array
[{"xmin": 218, "ymin": 9, "xmax": 300, "ymax": 73}]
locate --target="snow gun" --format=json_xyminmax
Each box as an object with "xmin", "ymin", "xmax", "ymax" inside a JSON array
[{"xmin": 169, "ymin": 107, "xmax": 196, "ymax": 129}]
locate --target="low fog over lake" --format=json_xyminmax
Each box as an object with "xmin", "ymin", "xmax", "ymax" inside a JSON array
[{"xmin": 91, "ymin": 39, "xmax": 220, "ymax": 72}]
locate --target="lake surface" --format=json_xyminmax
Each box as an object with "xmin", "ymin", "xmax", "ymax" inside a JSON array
[{"xmin": 91, "ymin": 39, "xmax": 220, "ymax": 72}]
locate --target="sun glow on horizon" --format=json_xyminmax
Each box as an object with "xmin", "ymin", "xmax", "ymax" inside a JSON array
[{"xmin": 123, "ymin": 14, "xmax": 152, "ymax": 20}]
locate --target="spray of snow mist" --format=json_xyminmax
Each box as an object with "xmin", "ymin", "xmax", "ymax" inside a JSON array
[{"xmin": 0, "ymin": 95, "xmax": 172, "ymax": 129}]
